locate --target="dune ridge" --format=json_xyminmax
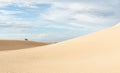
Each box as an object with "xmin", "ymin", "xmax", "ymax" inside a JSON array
[
  {"xmin": 0, "ymin": 23, "xmax": 120, "ymax": 73},
  {"xmin": 0, "ymin": 40, "xmax": 48, "ymax": 51}
]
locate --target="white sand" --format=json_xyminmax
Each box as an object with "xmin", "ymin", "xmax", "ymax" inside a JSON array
[{"xmin": 0, "ymin": 23, "xmax": 120, "ymax": 73}]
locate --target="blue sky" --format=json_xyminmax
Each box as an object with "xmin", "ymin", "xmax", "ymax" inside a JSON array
[{"xmin": 0, "ymin": 0, "xmax": 120, "ymax": 42}]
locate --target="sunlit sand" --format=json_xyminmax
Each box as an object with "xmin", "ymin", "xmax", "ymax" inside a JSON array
[{"xmin": 0, "ymin": 23, "xmax": 120, "ymax": 73}]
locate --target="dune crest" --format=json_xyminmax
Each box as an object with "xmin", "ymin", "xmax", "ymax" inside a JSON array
[
  {"xmin": 114, "ymin": 22, "xmax": 120, "ymax": 27},
  {"xmin": 0, "ymin": 40, "xmax": 48, "ymax": 51},
  {"xmin": 0, "ymin": 23, "xmax": 120, "ymax": 73}
]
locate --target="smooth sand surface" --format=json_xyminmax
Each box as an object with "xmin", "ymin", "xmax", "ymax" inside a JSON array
[
  {"xmin": 0, "ymin": 23, "xmax": 120, "ymax": 73},
  {"xmin": 0, "ymin": 40, "xmax": 48, "ymax": 51}
]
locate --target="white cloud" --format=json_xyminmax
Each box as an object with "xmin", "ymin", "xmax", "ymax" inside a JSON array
[
  {"xmin": 0, "ymin": 14, "xmax": 35, "ymax": 32},
  {"xmin": 40, "ymin": 2, "xmax": 118, "ymax": 30},
  {"xmin": 0, "ymin": 0, "xmax": 53, "ymax": 8},
  {"xmin": 0, "ymin": 0, "xmax": 12, "ymax": 7},
  {"xmin": 0, "ymin": 10, "xmax": 22, "ymax": 15}
]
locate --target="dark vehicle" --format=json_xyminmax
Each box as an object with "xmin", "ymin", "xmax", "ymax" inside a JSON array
[{"xmin": 25, "ymin": 38, "xmax": 28, "ymax": 41}]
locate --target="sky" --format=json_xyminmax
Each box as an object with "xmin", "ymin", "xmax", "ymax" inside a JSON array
[{"xmin": 0, "ymin": 0, "xmax": 120, "ymax": 42}]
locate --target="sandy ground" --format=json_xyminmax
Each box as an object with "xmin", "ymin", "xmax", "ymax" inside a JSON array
[
  {"xmin": 0, "ymin": 40, "xmax": 48, "ymax": 51},
  {"xmin": 0, "ymin": 23, "xmax": 120, "ymax": 73}
]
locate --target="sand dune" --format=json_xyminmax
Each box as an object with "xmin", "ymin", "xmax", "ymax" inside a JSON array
[
  {"xmin": 0, "ymin": 23, "xmax": 120, "ymax": 73},
  {"xmin": 0, "ymin": 40, "xmax": 48, "ymax": 51}
]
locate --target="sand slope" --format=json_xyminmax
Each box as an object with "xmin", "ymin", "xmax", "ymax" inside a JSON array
[
  {"xmin": 0, "ymin": 40, "xmax": 48, "ymax": 51},
  {"xmin": 0, "ymin": 23, "xmax": 120, "ymax": 73}
]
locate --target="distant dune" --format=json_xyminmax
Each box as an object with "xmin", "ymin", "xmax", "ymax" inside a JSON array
[
  {"xmin": 0, "ymin": 40, "xmax": 48, "ymax": 51},
  {"xmin": 0, "ymin": 23, "xmax": 120, "ymax": 73}
]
